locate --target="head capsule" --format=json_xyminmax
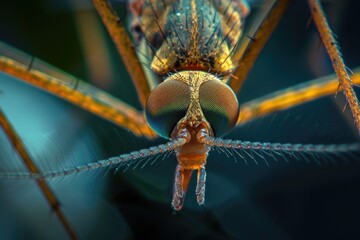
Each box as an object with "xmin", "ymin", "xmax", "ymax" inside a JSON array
[{"xmin": 145, "ymin": 71, "xmax": 239, "ymax": 139}]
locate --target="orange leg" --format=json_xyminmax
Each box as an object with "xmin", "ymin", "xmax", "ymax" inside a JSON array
[
  {"xmin": 93, "ymin": 0, "xmax": 150, "ymax": 107},
  {"xmin": 228, "ymin": 0, "xmax": 292, "ymax": 93},
  {"xmin": 0, "ymin": 109, "xmax": 78, "ymax": 240},
  {"xmin": 307, "ymin": 0, "xmax": 360, "ymax": 134},
  {"xmin": 0, "ymin": 42, "xmax": 156, "ymax": 139},
  {"xmin": 237, "ymin": 69, "xmax": 360, "ymax": 126}
]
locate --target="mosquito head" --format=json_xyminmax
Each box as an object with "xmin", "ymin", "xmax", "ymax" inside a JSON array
[
  {"xmin": 145, "ymin": 70, "xmax": 239, "ymax": 210},
  {"xmin": 145, "ymin": 71, "xmax": 240, "ymax": 140}
]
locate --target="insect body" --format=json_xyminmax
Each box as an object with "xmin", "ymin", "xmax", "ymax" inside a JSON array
[
  {"xmin": 1, "ymin": 0, "xmax": 360, "ymax": 239},
  {"xmin": 130, "ymin": 0, "xmax": 249, "ymax": 209}
]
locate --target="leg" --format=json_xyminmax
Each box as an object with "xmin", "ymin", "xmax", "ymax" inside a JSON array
[
  {"xmin": 237, "ymin": 69, "xmax": 360, "ymax": 126},
  {"xmin": 229, "ymin": 0, "xmax": 292, "ymax": 93},
  {"xmin": 93, "ymin": 0, "xmax": 150, "ymax": 107},
  {"xmin": 196, "ymin": 165, "xmax": 206, "ymax": 206},
  {"xmin": 0, "ymin": 42, "xmax": 155, "ymax": 138},
  {"xmin": 172, "ymin": 165, "xmax": 193, "ymax": 211},
  {"xmin": 307, "ymin": 0, "xmax": 360, "ymax": 134},
  {"xmin": 0, "ymin": 109, "xmax": 78, "ymax": 240}
]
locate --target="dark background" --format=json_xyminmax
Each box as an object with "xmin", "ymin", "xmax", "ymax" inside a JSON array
[{"xmin": 0, "ymin": 0, "xmax": 360, "ymax": 239}]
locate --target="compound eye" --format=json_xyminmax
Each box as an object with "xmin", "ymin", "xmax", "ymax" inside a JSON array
[
  {"xmin": 199, "ymin": 81, "xmax": 239, "ymax": 136},
  {"xmin": 146, "ymin": 80, "xmax": 190, "ymax": 138}
]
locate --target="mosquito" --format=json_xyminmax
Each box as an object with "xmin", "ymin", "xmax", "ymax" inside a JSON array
[{"xmin": 0, "ymin": 0, "xmax": 360, "ymax": 239}]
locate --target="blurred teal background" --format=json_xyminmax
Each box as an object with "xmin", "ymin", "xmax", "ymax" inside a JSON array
[{"xmin": 0, "ymin": 0, "xmax": 360, "ymax": 239}]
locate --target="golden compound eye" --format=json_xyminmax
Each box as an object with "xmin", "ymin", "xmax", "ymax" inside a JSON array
[
  {"xmin": 199, "ymin": 80, "xmax": 239, "ymax": 136},
  {"xmin": 145, "ymin": 80, "xmax": 190, "ymax": 139}
]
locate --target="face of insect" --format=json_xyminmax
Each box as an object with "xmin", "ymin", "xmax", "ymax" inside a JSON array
[
  {"xmin": 145, "ymin": 71, "xmax": 239, "ymax": 139},
  {"xmin": 146, "ymin": 70, "xmax": 239, "ymax": 209}
]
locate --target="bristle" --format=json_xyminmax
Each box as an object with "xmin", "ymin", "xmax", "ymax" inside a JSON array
[
  {"xmin": 222, "ymin": 0, "xmax": 232, "ymax": 15},
  {"xmin": 205, "ymin": 22, "xmax": 220, "ymax": 46},
  {"xmin": 155, "ymin": 18, "xmax": 169, "ymax": 44},
  {"xmin": 220, "ymin": 19, "xmax": 240, "ymax": 46},
  {"xmin": 168, "ymin": 18, "xmax": 185, "ymax": 48},
  {"xmin": 148, "ymin": 0, "xmax": 159, "ymax": 19}
]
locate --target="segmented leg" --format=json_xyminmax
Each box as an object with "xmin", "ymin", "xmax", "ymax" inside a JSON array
[
  {"xmin": 172, "ymin": 165, "xmax": 193, "ymax": 211},
  {"xmin": 172, "ymin": 165, "xmax": 184, "ymax": 210},
  {"xmin": 307, "ymin": 0, "xmax": 360, "ymax": 134},
  {"xmin": 0, "ymin": 42, "xmax": 155, "ymax": 138},
  {"xmin": 0, "ymin": 109, "xmax": 78, "ymax": 240},
  {"xmin": 237, "ymin": 69, "xmax": 360, "ymax": 126},
  {"xmin": 195, "ymin": 165, "xmax": 206, "ymax": 206},
  {"xmin": 93, "ymin": 0, "xmax": 150, "ymax": 107},
  {"xmin": 229, "ymin": 0, "xmax": 292, "ymax": 93}
]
